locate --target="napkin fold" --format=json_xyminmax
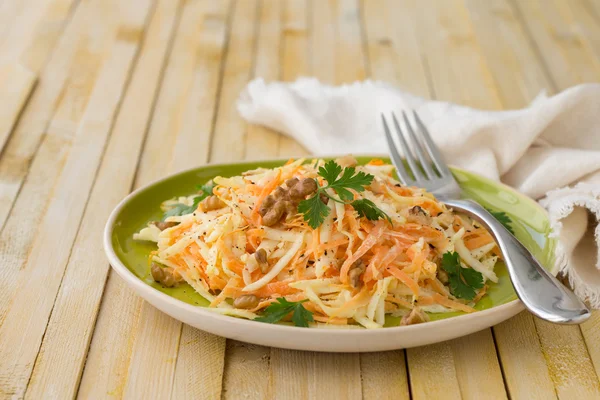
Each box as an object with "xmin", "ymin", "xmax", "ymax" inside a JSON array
[{"xmin": 238, "ymin": 78, "xmax": 600, "ymax": 308}]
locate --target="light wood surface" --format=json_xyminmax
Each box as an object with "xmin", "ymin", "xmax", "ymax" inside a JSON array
[{"xmin": 0, "ymin": 0, "xmax": 598, "ymax": 399}]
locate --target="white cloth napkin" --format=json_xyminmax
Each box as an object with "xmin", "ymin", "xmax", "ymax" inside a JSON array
[{"xmin": 237, "ymin": 78, "xmax": 600, "ymax": 308}]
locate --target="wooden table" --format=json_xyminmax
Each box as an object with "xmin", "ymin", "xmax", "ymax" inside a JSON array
[{"xmin": 1, "ymin": 0, "xmax": 599, "ymax": 398}]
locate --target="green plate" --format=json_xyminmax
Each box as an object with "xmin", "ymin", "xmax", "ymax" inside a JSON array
[{"xmin": 110, "ymin": 156, "xmax": 556, "ymax": 326}]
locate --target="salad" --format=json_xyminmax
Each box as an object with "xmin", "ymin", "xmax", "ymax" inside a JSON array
[{"xmin": 134, "ymin": 157, "xmax": 502, "ymax": 328}]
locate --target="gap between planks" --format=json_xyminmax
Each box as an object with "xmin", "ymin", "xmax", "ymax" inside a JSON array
[
  {"xmin": 0, "ymin": 0, "xmax": 156, "ymax": 397},
  {"xmin": 79, "ymin": 1, "xmax": 233, "ymax": 399},
  {"xmin": 28, "ymin": 1, "xmax": 182, "ymax": 399}
]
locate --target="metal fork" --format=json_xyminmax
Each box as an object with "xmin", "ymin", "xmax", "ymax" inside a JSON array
[{"xmin": 382, "ymin": 111, "xmax": 590, "ymax": 324}]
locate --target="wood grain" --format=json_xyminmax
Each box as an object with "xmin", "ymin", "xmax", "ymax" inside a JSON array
[
  {"xmin": 394, "ymin": 2, "xmax": 509, "ymax": 398},
  {"xmin": 360, "ymin": 352, "xmax": 410, "ymax": 400},
  {"xmin": 362, "ymin": 0, "xmax": 430, "ymax": 97},
  {"xmin": 26, "ymin": 1, "xmax": 181, "ymax": 398},
  {"xmin": 277, "ymin": 0, "xmax": 309, "ymax": 157},
  {"xmin": 80, "ymin": 1, "xmax": 231, "ymax": 398},
  {"xmin": 213, "ymin": 1, "xmax": 277, "ymax": 398},
  {"xmin": 210, "ymin": 0, "xmax": 259, "ymax": 164},
  {"xmin": 0, "ymin": 0, "xmax": 79, "ymax": 72},
  {"xmin": 0, "ymin": 0, "xmax": 151, "ymax": 396},
  {"xmin": 124, "ymin": 1, "xmax": 232, "ymax": 398},
  {"xmin": 509, "ymin": 2, "xmax": 600, "ymax": 397},
  {"xmin": 269, "ymin": 2, "xmax": 369, "ymax": 399},
  {"xmin": 0, "ymin": 63, "xmax": 36, "ymax": 154},
  {"xmin": 407, "ymin": 343, "xmax": 462, "ymax": 400},
  {"xmin": 0, "ymin": 0, "xmax": 109, "ymax": 240}
]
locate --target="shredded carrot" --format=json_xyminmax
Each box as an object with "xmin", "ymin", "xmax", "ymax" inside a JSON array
[
  {"xmin": 141, "ymin": 157, "xmax": 501, "ymax": 328},
  {"xmin": 385, "ymin": 295, "xmax": 414, "ymax": 309},
  {"xmin": 385, "ymin": 265, "xmax": 420, "ymax": 296},
  {"xmin": 367, "ymin": 158, "xmax": 385, "ymax": 166},
  {"xmin": 418, "ymin": 293, "xmax": 476, "ymax": 313},
  {"xmin": 339, "ymin": 220, "xmax": 385, "ymax": 283},
  {"xmin": 313, "ymin": 315, "xmax": 349, "ymax": 325},
  {"xmin": 217, "ymin": 239, "xmax": 244, "ymax": 276},
  {"xmin": 251, "ymin": 281, "xmax": 299, "ymax": 297},
  {"xmin": 465, "ymin": 234, "xmax": 494, "ymax": 250},
  {"xmin": 472, "ymin": 285, "xmax": 488, "ymax": 303},
  {"xmin": 427, "ymin": 278, "xmax": 451, "ymax": 296},
  {"xmin": 251, "ymin": 169, "xmax": 282, "ymax": 220}
]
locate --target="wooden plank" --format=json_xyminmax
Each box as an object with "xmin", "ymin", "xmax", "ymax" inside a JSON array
[
  {"xmin": 123, "ymin": 305, "xmax": 182, "ymax": 399},
  {"xmin": 79, "ymin": 1, "xmax": 231, "ymax": 398},
  {"xmin": 355, "ymin": 2, "xmax": 422, "ymax": 397},
  {"xmin": 4, "ymin": 0, "xmax": 81, "ymax": 74},
  {"xmin": 581, "ymin": 311, "xmax": 600, "ymax": 382},
  {"xmin": 335, "ymin": 0, "xmax": 366, "ymax": 83},
  {"xmin": 208, "ymin": 1, "xmax": 279, "ymax": 399},
  {"xmin": 0, "ymin": 0, "xmax": 151, "ymax": 396},
  {"xmin": 512, "ymin": 0, "xmax": 600, "ymax": 89},
  {"xmin": 451, "ymin": 330, "xmax": 507, "ymax": 400},
  {"xmin": 222, "ymin": 342, "xmax": 273, "ymax": 400},
  {"xmin": 417, "ymin": 0, "xmax": 502, "ymax": 110},
  {"xmin": 0, "ymin": 0, "xmax": 119, "ymax": 349},
  {"xmin": 465, "ymin": 0, "xmax": 553, "ymax": 108},
  {"xmin": 270, "ymin": 349, "xmax": 310, "ymax": 399},
  {"xmin": 0, "ymin": 0, "xmax": 75, "ymax": 69},
  {"xmin": 0, "ymin": 63, "xmax": 36, "ymax": 154},
  {"xmin": 25, "ymin": 1, "xmax": 181, "ymax": 398},
  {"xmin": 243, "ymin": 0, "xmax": 281, "ymax": 160},
  {"xmin": 407, "ymin": 343, "xmax": 462, "ymax": 400},
  {"xmin": 271, "ymin": 350, "xmax": 362, "ymax": 400},
  {"xmin": 171, "ymin": 2, "xmax": 236, "ymax": 399},
  {"xmin": 567, "ymin": 1, "xmax": 600, "ymax": 60},
  {"xmin": 387, "ymin": 1, "xmax": 507, "ymax": 398},
  {"xmin": 76, "ymin": 272, "xmax": 144, "ymax": 399},
  {"xmin": 0, "ymin": 0, "xmax": 48, "ymax": 60},
  {"xmin": 209, "ymin": 0, "xmax": 259, "ymax": 164},
  {"xmin": 269, "ymin": 2, "xmax": 365, "ymax": 399},
  {"xmin": 463, "ymin": 2, "xmax": 600, "ymax": 399},
  {"xmin": 362, "ymin": 0, "xmax": 429, "ymax": 96},
  {"xmin": 219, "ymin": 1, "xmax": 282, "ymax": 398},
  {"xmin": 0, "ymin": 0, "xmax": 35, "ymax": 46},
  {"xmin": 536, "ymin": 319, "xmax": 600, "ymax": 399},
  {"xmin": 494, "ymin": 313, "xmax": 557, "ymax": 400},
  {"xmin": 172, "ymin": 328, "xmax": 226, "ymax": 400},
  {"xmin": 548, "ymin": 0, "xmax": 600, "ymax": 388},
  {"xmin": 0, "ymin": 0, "xmax": 90, "ymax": 232},
  {"xmin": 360, "ymin": 352, "xmax": 410, "ymax": 400},
  {"xmin": 277, "ymin": 0, "xmax": 309, "ymax": 157},
  {"xmin": 507, "ymin": 1, "xmax": 600, "ymax": 397}
]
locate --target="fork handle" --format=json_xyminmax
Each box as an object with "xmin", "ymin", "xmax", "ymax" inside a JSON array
[{"xmin": 443, "ymin": 199, "xmax": 590, "ymax": 324}]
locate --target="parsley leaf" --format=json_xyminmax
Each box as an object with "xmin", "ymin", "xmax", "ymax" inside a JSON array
[
  {"xmin": 298, "ymin": 160, "xmax": 387, "ymax": 228},
  {"xmin": 163, "ymin": 181, "xmax": 214, "ymax": 220},
  {"xmin": 297, "ymin": 192, "xmax": 331, "ymax": 229},
  {"xmin": 351, "ymin": 199, "xmax": 391, "ymax": 223},
  {"xmin": 197, "ymin": 181, "xmax": 215, "ymax": 198},
  {"xmin": 163, "ymin": 196, "xmax": 201, "ymax": 220},
  {"xmin": 320, "ymin": 161, "xmax": 373, "ymax": 201},
  {"xmin": 318, "ymin": 160, "xmax": 343, "ymax": 186},
  {"xmin": 441, "ymin": 252, "xmax": 484, "ymax": 301},
  {"xmin": 254, "ymin": 298, "xmax": 314, "ymax": 327},
  {"xmin": 486, "ymin": 209, "xmax": 514, "ymax": 234}
]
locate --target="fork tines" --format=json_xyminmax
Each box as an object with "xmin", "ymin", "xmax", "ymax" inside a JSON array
[{"xmin": 381, "ymin": 111, "xmax": 451, "ymax": 187}]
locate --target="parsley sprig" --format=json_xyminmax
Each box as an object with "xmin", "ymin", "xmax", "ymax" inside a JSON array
[
  {"xmin": 441, "ymin": 252, "xmax": 484, "ymax": 301},
  {"xmin": 298, "ymin": 160, "xmax": 391, "ymax": 228},
  {"xmin": 486, "ymin": 208, "xmax": 514, "ymax": 234},
  {"xmin": 162, "ymin": 182, "xmax": 214, "ymax": 220},
  {"xmin": 254, "ymin": 298, "xmax": 314, "ymax": 327}
]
